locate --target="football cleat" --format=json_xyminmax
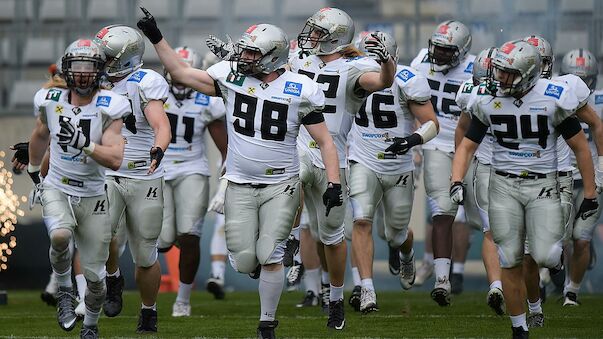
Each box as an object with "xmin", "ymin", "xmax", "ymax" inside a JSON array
[
  {"xmin": 286, "ymin": 262, "xmax": 304, "ymax": 291},
  {"xmin": 414, "ymin": 260, "xmax": 434, "ymax": 286},
  {"xmin": 137, "ymin": 308, "xmax": 158, "ymax": 333},
  {"xmin": 450, "ymin": 273, "xmax": 464, "ymax": 295},
  {"xmin": 486, "ymin": 287, "xmax": 505, "ymax": 315},
  {"xmin": 249, "ymin": 265, "xmax": 261, "ymax": 280},
  {"xmin": 103, "ymin": 274, "xmax": 124, "ymax": 317},
  {"xmin": 399, "ymin": 254, "xmax": 416, "ymax": 290},
  {"xmin": 257, "ymin": 320, "xmax": 278, "ymax": 339},
  {"xmin": 388, "ymin": 246, "xmax": 401, "ymax": 275},
  {"xmin": 172, "ymin": 301, "xmax": 191, "ymax": 317},
  {"xmin": 206, "ymin": 275, "xmax": 226, "ymax": 300},
  {"xmin": 348, "ymin": 285, "xmax": 361, "ymax": 311},
  {"xmin": 431, "ymin": 277, "xmax": 451, "ymax": 306},
  {"xmin": 79, "ymin": 325, "xmax": 98, "ymax": 339},
  {"xmin": 563, "ymin": 292, "xmax": 580, "ymax": 306},
  {"xmin": 296, "ymin": 290, "xmax": 319, "ymax": 307},
  {"xmin": 41, "ymin": 291, "xmax": 57, "ymax": 307},
  {"xmin": 512, "ymin": 326, "xmax": 529, "ymax": 339},
  {"xmin": 327, "ymin": 299, "xmax": 345, "ymax": 330},
  {"xmin": 56, "ymin": 287, "xmax": 78, "ymax": 332},
  {"xmin": 527, "ymin": 312, "xmax": 544, "ymax": 328},
  {"xmin": 283, "ymin": 235, "xmax": 300, "ymax": 267},
  {"xmin": 359, "ymin": 287, "xmax": 379, "ymax": 314}
]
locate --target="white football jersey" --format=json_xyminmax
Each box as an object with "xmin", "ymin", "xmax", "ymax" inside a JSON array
[
  {"xmin": 38, "ymin": 89, "xmax": 131, "ymax": 197},
  {"xmin": 34, "ymin": 87, "xmax": 67, "ymax": 117},
  {"xmin": 470, "ymin": 78, "xmax": 580, "ymax": 175},
  {"xmin": 411, "ymin": 48, "xmax": 475, "ymax": 153},
  {"xmin": 105, "ymin": 69, "xmax": 169, "ymax": 180},
  {"xmin": 163, "ymin": 91, "xmax": 226, "ymax": 180},
  {"xmin": 207, "ymin": 61, "xmax": 325, "ymax": 184},
  {"xmin": 568, "ymin": 89, "xmax": 603, "ymax": 178},
  {"xmin": 348, "ymin": 65, "xmax": 431, "ymax": 175},
  {"xmin": 456, "ymin": 79, "xmax": 494, "ymax": 164},
  {"xmin": 290, "ymin": 54, "xmax": 381, "ymax": 169}
]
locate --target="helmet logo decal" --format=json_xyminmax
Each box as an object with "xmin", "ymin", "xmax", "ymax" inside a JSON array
[
  {"xmin": 501, "ymin": 43, "xmax": 516, "ymax": 54},
  {"xmin": 527, "ymin": 37, "xmax": 540, "ymax": 47},
  {"xmin": 178, "ymin": 49, "xmax": 190, "ymax": 59},
  {"xmin": 576, "ymin": 57, "xmax": 585, "ymax": 66},
  {"xmin": 319, "ymin": 7, "xmax": 331, "ymax": 12},
  {"xmin": 246, "ymin": 25, "xmax": 258, "ymax": 34},
  {"xmin": 438, "ymin": 24, "xmax": 449, "ymax": 34},
  {"xmin": 77, "ymin": 39, "xmax": 92, "ymax": 47},
  {"xmin": 96, "ymin": 27, "xmax": 109, "ymax": 39}
]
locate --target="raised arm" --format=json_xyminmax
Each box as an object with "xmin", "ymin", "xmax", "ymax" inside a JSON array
[{"xmin": 357, "ymin": 32, "xmax": 396, "ymax": 93}]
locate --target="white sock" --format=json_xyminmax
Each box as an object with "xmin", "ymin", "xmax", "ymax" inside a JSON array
[
  {"xmin": 434, "ymin": 258, "xmax": 451, "ymax": 281},
  {"xmin": 75, "ymin": 274, "xmax": 87, "ymax": 300},
  {"xmin": 107, "ymin": 268, "xmax": 120, "ymax": 278},
  {"xmin": 54, "ymin": 268, "xmax": 73, "ymax": 289},
  {"xmin": 361, "ymin": 278, "xmax": 374, "ymax": 291},
  {"xmin": 489, "ymin": 280, "xmax": 503, "ymax": 291},
  {"xmin": 211, "ymin": 261, "xmax": 226, "ymax": 280},
  {"xmin": 351, "ymin": 267, "xmax": 361, "ymax": 287},
  {"xmin": 83, "ymin": 308, "xmax": 101, "ymax": 327},
  {"xmin": 510, "ymin": 313, "xmax": 528, "ymax": 331},
  {"xmin": 176, "ymin": 282, "xmax": 193, "ymax": 304},
  {"xmin": 527, "ymin": 299, "xmax": 542, "ymax": 314},
  {"xmin": 141, "ymin": 302, "xmax": 157, "ymax": 311},
  {"xmin": 423, "ymin": 252, "xmax": 434, "ymax": 264},
  {"xmin": 291, "ymin": 226, "xmax": 300, "ymax": 240},
  {"xmin": 564, "ymin": 280, "xmax": 581, "ymax": 295},
  {"xmin": 401, "ymin": 248, "xmax": 414, "ymax": 262},
  {"xmin": 321, "ymin": 270, "xmax": 330, "ymax": 285},
  {"xmin": 259, "ymin": 267, "xmax": 284, "ymax": 321},
  {"xmin": 330, "ymin": 284, "xmax": 344, "ymax": 302},
  {"xmin": 303, "ymin": 268, "xmax": 320, "ymax": 296},
  {"xmin": 45, "ymin": 272, "xmax": 58, "ymax": 294},
  {"xmin": 452, "ymin": 262, "xmax": 465, "ymax": 274}
]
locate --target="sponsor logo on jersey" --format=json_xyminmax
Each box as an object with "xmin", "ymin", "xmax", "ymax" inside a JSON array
[
  {"xmin": 396, "ymin": 69, "xmax": 415, "ymax": 82},
  {"xmin": 226, "ymin": 72, "xmax": 246, "ymax": 86},
  {"xmin": 270, "ymin": 96, "xmax": 292, "ymax": 103},
  {"xmin": 60, "ymin": 154, "xmax": 86, "ymax": 163},
  {"xmin": 127, "ymin": 160, "xmax": 148, "ymax": 169},
  {"xmin": 377, "ymin": 152, "xmax": 397, "ymax": 159},
  {"xmin": 46, "ymin": 89, "xmax": 63, "ymax": 102},
  {"xmin": 529, "ymin": 106, "xmax": 547, "ymax": 112},
  {"xmin": 595, "ymin": 94, "xmax": 603, "ymax": 105},
  {"xmin": 127, "ymin": 71, "xmax": 147, "ymax": 83},
  {"xmin": 167, "ymin": 145, "xmax": 193, "ymax": 152},
  {"xmin": 96, "ymin": 96, "xmax": 112, "ymax": 107},
  {"xmin": 464, "ymin": 62, "xmax": 474, "ymax": 73},
  {"xmin": 361, "ymin": 132, "xmax": 388, "ymax": 139},
  {"xmin": 83, "ymin": 112, "xmax": 99, "ymax": 118},
  {"xmin": 308, "ymin": 140, "xmax": 320, "ymax": 149},
  {"xmin": 163, "ymin": 102, "xmax": 170, "ymax": 109},
  {"xmin": 60, "ymin": 176, "xmax": 84, "ymax": 187},
  {"xmin": 461, "ymin": 82, "xmax": 473, "ymax": 93},
  {"xmin": 55, "ymin": 105, "xmax": 64, "ymax": 114},
  {"xmin": 304, "ymin": 60, "xmax": 312, "ymax": 68},
  {"xmin": 247, "ymin": 87, "xmax": 256, "ymax": 95},
  {"xmin": 265, "ymin": 168, "xmax": 285, "ymax": 175},
  {"xmin": 283, "ymin": 81, "xmax": 302, "ymax": 96},
  {"xmin": 544, "ymin": 83, "xmax": 563, "ymax": 99},
  {"xmin": 508, "ymin": 150, "xmax": 541, "ymax": 158},
  {"xmin": 493, "ymin": 101, "xmax": 502, "ymax": 109},
  {"xmin": 195, "ymin": 93, "xmax": 210, "ymax": 105}
]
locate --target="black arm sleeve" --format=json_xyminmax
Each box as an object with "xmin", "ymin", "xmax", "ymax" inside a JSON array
[
  {"xmin": 556, "ymin": 116, "xmax": 583, "ymax": 140},
  {"xmin": 301, "ymin": 110, "xmax": 325, "ymax": 125},
  {"xmin": 214, "ymin": 80, "xmax": 223, "ymax": 98},
  {"xmin": 465, "ymin": 117, "xmax": 488, "ymax": 144}
]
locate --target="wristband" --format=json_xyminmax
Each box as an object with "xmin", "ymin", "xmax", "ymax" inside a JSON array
[{"xmin": 83, "ymin": 142, "xmax": 96, "ymax": 155}]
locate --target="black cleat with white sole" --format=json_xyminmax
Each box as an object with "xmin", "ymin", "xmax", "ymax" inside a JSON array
[
  {"xmin": 327, "ymin": 299, "xmax": 345, "ymax": 330},
  {"xmin": 257, "ymin": 320, "xmax": 278, "ymax": 339}
]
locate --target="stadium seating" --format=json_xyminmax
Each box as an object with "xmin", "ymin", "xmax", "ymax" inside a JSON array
[
  {"xmin": 22, "ymin": 37, "xmax": 64, "ymax": 66},
  {"xmin": 9, "ymin": 80, "xmax": 43, "ymax": 109},
  {"xmin": 183, "ymin": 0, "xmax": 221, "ymax": 19}
]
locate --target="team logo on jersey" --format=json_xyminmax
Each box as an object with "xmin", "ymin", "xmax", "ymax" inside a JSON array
[
  {"xmin": 304, "ymin": 60, "xmax": 312, "ymax": 68},
  {"xmin": 55, "ymin": 105, "xmax": 64, "ymax": 114},
  {"xmin": 45, "ymin": 89, "xmax": 63, "ymax": 102},
  {"xmin": 72, "ymin": 107, "xmax": 81, "ymax": 115},
  {"xmin": 195, "ymin": 93, "xmax": 210, "ymax": 105},
  {"xmin": 595, "ymin": 95, "xmax": 603, "ymax": 105},
  {"xmin": 396, "ymin": 69, "xmax": 415, "ymax": 82},
  {"xmin": 96, "ymin": 96, "xmax": 112, "ymax": 107},
  {"xmin": 283, "ymin": 81, "xmax": 302, "ymax": 96},
  {"xmin": 464, "ymin": 62, "xmax": 474, "ymax": 73},
  {"xmin": 226, "ymin": 72, "xmax": 246, "ymax": 86},
  {"xmin": 163, "ymin": 102, "xmax": 170, "ymax": 109},
  {"xmin": 127, "ymin": 71, "xmax": 147, "ymax": 83},
  {"xmin": 544, "ymin": 84, "xmax": 563, "ymax": 99},
  {"xmin": 529, "ymin": 106, "xmax": 547, "ymax": 112},
  {"xmin": 247, "ymin": 87, "xmax": 256, "ymax": 95},
  {"xmin": 493, "ymin": 101, "xmax": 502, "ymax": 109},
  {"xmin": 461, "ymin": 82, "xmax": 473, "ymax": 93}
]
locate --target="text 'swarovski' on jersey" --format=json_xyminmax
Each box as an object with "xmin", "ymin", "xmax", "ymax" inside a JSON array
[
  {"xmin": 348, "ymin": 65, "xmax": 431, "ymax": 174},
  {"xmin": 411, "ymin": 48, "xmax": 475, "ymax": 153},
  {"xmin": 38, "ymin": 88, "xmax": 131, "ymax": 197},
  {"xmin": 290, "ymin": 54, "xmax": 380, "ymax": 169},
  {"xmin": 105, "ymin": 69, "xmax": 169, "ymax": 180},
  {"xmin": 162, "ymin": 91, "xmax": 226, "ymax": 180},
  {"xmin": 207, "ymin": 61, "xmax": 325, "ymax": 184}
]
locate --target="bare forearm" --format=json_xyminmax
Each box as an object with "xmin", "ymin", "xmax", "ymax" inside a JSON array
[
  {"xmin": 575, "ymin": 147, "xmax": 597, "ymax": 198},
  {"xmin": 29, "ymin": 130, "xmax": 49, "ymax": 166},
  {"xmin": 155, "ymin": 39, "xmax": 187, "ymax": 80},
  {"xmin": 153, "ymin": 124, "xmax": 171, "ymax": 151},
  {"xmin": 89, "ymin": 144, "xmax": 123, "ymax": 171},
  {"xmin": 451, "ymin": 139, "xmax": 477, "ymax": 182},
  {"xmin": 455, "ymin": 113, "xmax": 471, "ymax": 149},
  {"xmin": 380, "ymin": 59, "xmax": 396, "ymax": 89},
  {"xmin": 318, "ymin": 142, "xmax": 340, "ymax": 184}
]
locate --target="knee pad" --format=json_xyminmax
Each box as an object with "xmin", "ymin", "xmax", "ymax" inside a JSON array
[
  {"xmin": 533, "ymin": 240, "xmax": 563, "ymax": 269},
  {"xmin": 320, "ymin": 225, "xmax": 345, "ymax": 246},
  {"xmin": 229, "ymin": 249, "xmax": 258, "ymax": 274},
  {"xmin": 257, "ymin": 237, "xmax": 286, "ymax": 266},
  {"xmin": 387, "ymin": 228, "xmax": 408, "ymax": 249},
  {"xmin": 85, "ymin": 279, "xmax": 106, "ymax": 313},
  {"xmin": 49, "ymin": 229, "xmax": 73, "ymax": 251}
]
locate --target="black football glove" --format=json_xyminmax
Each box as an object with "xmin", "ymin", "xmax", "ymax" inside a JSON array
[
  {"xmin": 576, "ymin": 197, "xmax": 599, "ymax": 220},
  {"xmin": 384, "ymin": 134, "xmax": 422, "ymax": 155},
  {"xmin": 322, "ymin": 182, "xmax": 343, "ymax": 217},
  {"xmin": 10, "ymin": 142, "xmax": 29, "ymax": 165},
  {"xmin": 449, "ymin": 181, "xmax": 465, "ymax": 205},
  {"xmin": 137, "ymin": 7, "xmax": 163, "ymax": 44},
  {"xmin": 149, "ymin": 146, "xmax": 164, "ymax": 167}
]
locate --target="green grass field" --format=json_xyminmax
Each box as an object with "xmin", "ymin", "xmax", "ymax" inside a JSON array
[{"xmin": 0, "ymin": 290, "xmax": 602, "ymax": 338}]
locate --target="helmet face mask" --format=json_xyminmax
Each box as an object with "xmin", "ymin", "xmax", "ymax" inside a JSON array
[
  {"xmin": 428, "ymin": 42, "xmax": 459, "ymax": 67},
  {"xmin": 94, "ymin": 25, "xmax": 145, "ymax": 79},
  {"xmin": 489, "ymin": 41, "xmax": 541, "ymax": 98},
  {"xmin": 473, "ymin": 47, "xmax": 498, "ymax": 85},
  {"xmin": 229, "ymin": 24, "xmax": 289, "ymax": 78},
  {"xmin": 231, "ymin": 43, "xmax": 266, "ymax": 76},
  {"xmin": 560, "ymin": 48, "xmax": 599, "ymax": 92},
  {"xmin": 297, "ymin": 8, "xmax": 355, "ymax": 56},
  {"xmin": 427, "ymin": 20, "xmax": 472, "ymax": 72},
  {"xmin": 523, "ymin": 35, "xmax": 554, "ymax": 79},
  {"xmin": 297, "ymin": 22, "xmax": 330, "ymax": 54},
  {"xmin": 62, "ymin": 39, "xmax": 105, "ymax": 97}
]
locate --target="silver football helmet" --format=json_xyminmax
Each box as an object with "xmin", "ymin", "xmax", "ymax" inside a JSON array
[
  {"xmin": 428, "ymin": 20, "xmax": 472, "ymax": 72},
  {"xmin": 491, "ymin": 40, "xmax": 541, "ymax": 97},
  {"xmin": 473, "ymin": 47, "xmax": 498, "ymax": 85},
  {"xmin": 231, "ymin": 24, "xmax": 289, "ymax": 76},
  {"xmin": 560, "ymin": 48, "xmax": 598, "ymax": 92},
  {"xmin": 62, "ymin": 39, "xmax": 106, "ymax": 97},
  {"xmin": 524, "ymin": 35, "xmax": 554, "ymax": 79},
  {"xmin": 353, "ymin": 31, "xmax": 370, "ymax": 49},
  {"xmin": 360, "ymin": 31, "xmax": 398, "ymax": 63},
  {"xmin": 93, "ymin": 25, "xmax": 145, "ymax": 78},
  {"xmin": 165, "ymin": 46, "xmax": 202, "ymax": 101},
  {"xmin": 297, "ymin": 7, "xmax": 355, "ymax": 56}
]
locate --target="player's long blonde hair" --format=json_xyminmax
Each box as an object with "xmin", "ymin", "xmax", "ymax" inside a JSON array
[
  {"xmin": 42, "ymin": 74, "xmax": 67, "ymax": 89},
  {"xmin": 340, "ymin": 45, "xmax": 364, "ymax": 58}
]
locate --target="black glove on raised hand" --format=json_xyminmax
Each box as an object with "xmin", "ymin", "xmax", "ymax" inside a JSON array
[
  {"xmin": 576, "ymin": 197, "xmax": 599, "ymax": 220},
  {"xmin": 384, "ymin": 134, "xmax": 422, "ymax": 155},
  {"xmin": 137, "ymin": 7, "xmax": 163, "ymax": 44},
  {"xmin": 322, "ymin": 182, "xmax": 343, "ymax": 217},
  {"xmin": 11, "ymin": 142, "xmax": 29, "ymax": 165}
]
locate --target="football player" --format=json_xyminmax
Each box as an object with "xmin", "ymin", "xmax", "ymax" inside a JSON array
[
  {"xmin": 28, "ymin": 39, "xmax": 130, "ymax": 338},
  {"xmin": 292, "ymin": 8, "xmax": 396, "ymax": 328},
  {"xmin": 137, "ymin": 9, "xmax": 342, "ymax": 338},
  {"xmin": 410, "ymin": 20, "xmax": 476, "ymax": 306},
  {"xmin": 158, "ymin": 46, "xmax": 228, "ymax": 316},
  {"xmin": 348, "ymin": 31, "xmax": 437, "ymax": 313},
  {"xmin": 93, "ymin": 25, "xmax": 171, "ymax": 333},
  {"xmin": 451, "ymin": 40, "xmax": 598, "ymax": 338}
]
